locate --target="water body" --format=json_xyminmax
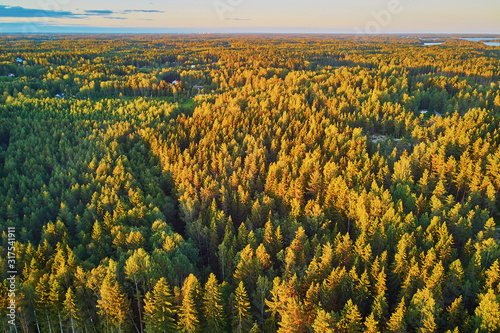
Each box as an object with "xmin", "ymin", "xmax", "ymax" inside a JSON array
[
  {"xmin": 423, "ymin": 42, "xmax": 443, "ymax": 46},
  {"xmin": 459, "ymin": 37, "xmax": 500, "ymax": 47},
  {"xmin": 461, "ymin": 37, "xmax": 500, "ymax": 42}
]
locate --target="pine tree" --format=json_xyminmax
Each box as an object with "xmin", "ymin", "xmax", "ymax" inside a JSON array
[
  {"xmin": 312, "ymin": 308, "xmax": 335, "ymax": 333},
  {"xmin": 49, "ymin": 277, "xmax": 64, "ymax": 331},
  {"xmin": 233, "ymin": 281, "xmax": 252, "ymax": 333},
  {"xmin": 318, "ymin": 242, "xmax": 334, "ymax": 279},
  {"xmin": 338, "ymin": 299, "xmax": 362, "ymax": 333},
  {"xmin": 256, "ymin": 243, "xmax": 272, "ymax": 270},
  {"xmin": 364, "ymin": 312, "xmax": 380, "ymax": 333},
  {"xmin": 35, "ymin": 274, "xmax": 54, "ymax": 333},
  {"xmin": 475, "ymin": 288, "xmax": 500, "ymax": 332},
  {"xmin": 371, "ymin": 291, "xmax": 388, "ymax": 330},
  {"xmin": 143, "ymin": 277, "xmax": 177, "ymax": 333},
  {"xmin": 374, "ymin": 266, "xmax": 387, "ymax": 296},
  {"xmin": 408, "ymin": 288, "xmax": 437, "ymax": 333},
  {"xmin": 284, "ymin": 300, "xmax": 308, "ymax": 332},
  {"xmin": 218, "ymin": 234, "xmax": 235, "ymax": 281},
  {"xmin": 387, "ymin": 297, "xmax": 406, "ymax": 333},
  {"xmin": 304, "ymin": 282, "xmax": 320, "ymax": 326},
  {"xmin": 485, "ymin": 260, "xmax": 500, "ymax": 292},
  {"xmin": 63, "ymin": 287, "xmax": 79, "ymax": 333},
  {"xmin": 446, "ymin": 296, "xmax": 468, "ymax": 331},
  {"xmin": 97, "ymin": 273, "xmax": 130, "ymax": 332},
  {"xmin": 263, "ymin": 219, "xmax": 275, "ymax": 252},
  {"xmin": 125, "ymin": 248, "xmax": 151, "ymax": 333},
  {"xmin": 234, "ymin": 244, "xmax": 258, "ymax": 286},
  {"xmin": 354, "ymin": 269, "xmax": 371, "ymax": 314},
  {"xmin": 178, "ymin": 274, "xmax": 201, "ymax": 333},
  {"xmin": 203, "ymin": 273, "xmax": 224, "ymax": 332},
  {"xmin": 253, "ymin": 275, "xmax": 271, "ymax": 327}
]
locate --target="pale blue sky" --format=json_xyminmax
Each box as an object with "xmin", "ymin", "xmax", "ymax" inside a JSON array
[{"xmin": 0, "ymin": 0, "xmax": 499, "ymax": 33}]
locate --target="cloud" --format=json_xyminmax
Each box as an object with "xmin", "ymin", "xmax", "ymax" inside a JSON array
[
  {"xmin": 0, "ymin": 5, "xmax": 166, "ymax": 23},
  {"xmin": 123, "ymin": 10, "xmax": 164, "ymax": 13},
  {"xmin": 225, "ymin": 18, "xmax": 252, "ymax": 21},
  {"xmin": 0, "ymin": 5, "xmax": 78, "ymax": 18},
  {"xmin": 84, "ymin": 10, "xmax": 115, "ymax": 16}
]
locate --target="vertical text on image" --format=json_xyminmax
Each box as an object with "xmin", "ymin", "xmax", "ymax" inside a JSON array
[{"xmin": 6, "ymin": 227, "xmax": 16, "ymax": 327}]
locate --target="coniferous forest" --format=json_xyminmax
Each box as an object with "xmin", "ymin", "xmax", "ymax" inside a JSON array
[{"xmin": 1, "ymin": 34, "xmax": 500, "ymax": 333}]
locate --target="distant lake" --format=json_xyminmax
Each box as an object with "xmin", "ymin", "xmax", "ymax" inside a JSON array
[
  {"xmin": 461, "ymin": 37, "xmax": 500, "ymax": 41},
  {"xmin": 419, "ymin": 38, "xmax": 500, "ymax": 47}
]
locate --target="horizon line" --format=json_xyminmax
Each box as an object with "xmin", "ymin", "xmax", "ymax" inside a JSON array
[{"xmin": 1, "ymin": 31, "xmax": 500, "ymax": 36}]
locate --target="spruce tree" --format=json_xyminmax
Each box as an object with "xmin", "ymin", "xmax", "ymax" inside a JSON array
[
  {"xmin": 233, "ymin": 281, "xmax": 252, "ymax": 333},
  {"xmin": 63, "ymin": 287, "xmax": 79, "ymax": 333},
  {"xmin": 203, "ymin": 273, "xmax": 224, "ymax": 332},
  {"xmin": 97, "ymin": 273, "xmax": 130, "ymax": 332},
  {"xmin": 144, "ymin": 277, "xmax": 177, "ymax": 333},
  {"xmin": 178, "ymin": 274, "xmax": 201, "ymax": 333}
]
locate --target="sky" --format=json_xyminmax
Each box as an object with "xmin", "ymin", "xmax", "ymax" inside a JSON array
[{"xmin": 0, "ymin": 0, "xmax": 499, "ymax": 34}]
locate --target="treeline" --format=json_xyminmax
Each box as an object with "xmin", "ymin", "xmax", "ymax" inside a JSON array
[{"xmin": 0, "ymin": 35, "xmax": 500, "ymax": 332}]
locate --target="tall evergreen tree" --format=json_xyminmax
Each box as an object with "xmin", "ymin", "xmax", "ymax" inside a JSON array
[
  {"xmin": 233, "ymin": 281, "xmax": 252, "ymax": 333},
  {"xmin": 338, "ymin": 299, "xmax": 362, "ymax": 333},
  {"xmin": 475, "ymin": 289, "xmax": 500, "ymax": 332},
  {"xmin": 203, "ymin": 273, "xmax": 225, "ymax": 332},
  {"xmin": 387, "ymin": 297, "xmax": 406, "ymax": 333},
  {"xmin": 144, "ymin": 277, "xmax": 177, "ymax": 333},
  {"xmin": 97, "ymin": 273, "xmax": 130, "ymax": 332},
  {"xmin": 178, "ymin": 274, "xmax": 201, "ymax": 333},
  {"xmin": 312, "ymin": 309, "xmax": 335, "ymax": 333},
  {"xmin": 63, "ymin": 287, "xmax": 79, "ymax": 333},
  {"xmin": 125, "ymin": 248, "xmax": 151, "ymax": 333}
]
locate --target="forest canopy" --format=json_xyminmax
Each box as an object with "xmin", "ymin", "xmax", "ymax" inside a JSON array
[{"xmin": 1, "ymin": 34, "xmax": 500, "ymax": 333}]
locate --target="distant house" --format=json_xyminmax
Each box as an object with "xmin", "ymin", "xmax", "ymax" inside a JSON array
[
  {"xmin": 191, "ymin": 65, "xmax": 196, "ymax": 69},
  {"xmin": 193, "ymin": 85, "xmax": 204, "ymax": 90},
  {"xmin": 172, "ymin": 80, "xmax": 180, "ymax": 85},
  {"xmin": 55, "ymin": 94, "xmax": 62, "ymax": 99},
  {"xmin": 420, "ymin": 109, "xmax": 428, "ymax": 114},
  {"xmin": 8, "ymin": 73, "xmax": 15, "ymax": 78},
  {"xmin": 16, "ymin": 58, "xmax": 23, "ymax": 63}
]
